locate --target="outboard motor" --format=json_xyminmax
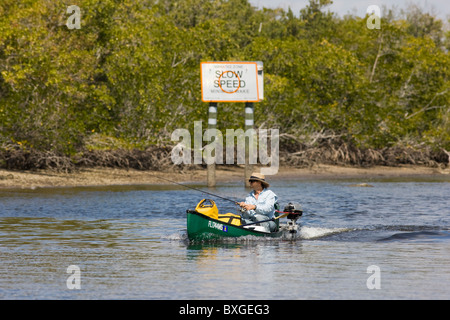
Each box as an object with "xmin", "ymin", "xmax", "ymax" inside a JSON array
[
  {"xmin": 283, "ymin": 202, "xmax": 303, "ymax": 235},
  {"xmin": 283, "ymin": 202, "xmax": 303, "ymax": 220}
]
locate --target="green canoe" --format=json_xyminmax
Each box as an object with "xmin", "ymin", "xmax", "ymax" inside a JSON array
[
  {"xmin": 186, "ymin": 199, "xmax": 303, "ymax": 241},
  {"xmin": 186, "ymin": 210, "xmax": 283, "ymax": 241}
]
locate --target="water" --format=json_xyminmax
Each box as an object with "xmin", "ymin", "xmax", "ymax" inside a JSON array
[{"xmin": 1, "ymin": 177, "xmax": 449, "ymax": 299}]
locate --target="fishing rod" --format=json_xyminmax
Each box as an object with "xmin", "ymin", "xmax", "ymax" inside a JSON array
[{"xmin": 151, "ymin": 174, "xmax": 239, "ymax": 205}]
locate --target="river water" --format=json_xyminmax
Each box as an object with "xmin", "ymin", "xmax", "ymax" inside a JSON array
[{"xmin": 0, "ymin": 176, "xmax": 449, "ymax": 300}]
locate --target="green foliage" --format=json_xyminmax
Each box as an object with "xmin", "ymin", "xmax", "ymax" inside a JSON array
[{"xmin": 0, "ymin": 0, "xmax": 449, "ymax": 165}]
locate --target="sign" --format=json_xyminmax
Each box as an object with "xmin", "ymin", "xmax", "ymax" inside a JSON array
[{"xmin": 201, "ymin": 61, "xmax": 261, "ymax": 102}]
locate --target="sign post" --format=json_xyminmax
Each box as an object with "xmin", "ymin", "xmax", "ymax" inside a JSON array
[
  {"xmin": 244, "ymin": 102, "xmax": 254, "ymax": 187},
  {"xmin": 207, "ymin": 102, "xmax": 217, "ymax": 188},
  {"xmin": 200, "ymin": 61, "xmax": 263, "ymax": 187}
]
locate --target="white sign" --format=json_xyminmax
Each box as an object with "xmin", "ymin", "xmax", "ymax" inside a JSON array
[{"xmin": 201, "ymin": 62, "xmax": 260, "ymax": 102}]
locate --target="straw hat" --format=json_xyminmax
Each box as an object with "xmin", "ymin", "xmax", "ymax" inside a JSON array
[{"xmin": 249, "ymin": 172, "xmax": 270, "ymax": 188}]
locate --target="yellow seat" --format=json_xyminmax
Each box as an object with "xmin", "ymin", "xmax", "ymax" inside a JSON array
[{"xmin": 217, "ymin": 213, "xmax": 242, "ymax": 226}]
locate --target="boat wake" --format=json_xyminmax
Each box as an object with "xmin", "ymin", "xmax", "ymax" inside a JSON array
[
  {"xmin": 162, "ymin": 231, "xmax": 189, "ymax": 242},
  {"xmin": 298, "ymin": 226, "xmax": 353, "ymax": 240},
  {"xmin": 162, "ymin": 226, "xmax": 450, "ymax": 244},
  {"xmin": 298, "ymin": 225, "xmax": 450, "ymax": 242}
]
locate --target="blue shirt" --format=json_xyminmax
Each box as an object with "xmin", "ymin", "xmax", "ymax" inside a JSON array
[{"xmin": 244, "ymin": 189, "xmax": 278, "ymax": 219}]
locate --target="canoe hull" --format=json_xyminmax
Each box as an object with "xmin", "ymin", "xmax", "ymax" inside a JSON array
[{"xmin": 187, "ymin": 210, "xmax": 282, "ymax": 241}]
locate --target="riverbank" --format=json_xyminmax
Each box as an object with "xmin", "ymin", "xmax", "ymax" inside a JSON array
[{"xmin": 1, "ymin": 164, "xmax": 449, "ymax": 189}]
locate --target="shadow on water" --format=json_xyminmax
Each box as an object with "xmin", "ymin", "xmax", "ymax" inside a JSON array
[{"xmin": 376, "ymin": 229, "xmax": 450, "ymax": 242}]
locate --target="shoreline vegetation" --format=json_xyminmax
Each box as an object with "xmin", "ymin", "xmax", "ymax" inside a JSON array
[
  {"xmin": 1, "ymin": 141, "xmax": 449, "ymax": 189},
  {"xmin": 1, "ymin": 0, "xmax": 449, "ymax": 185}
]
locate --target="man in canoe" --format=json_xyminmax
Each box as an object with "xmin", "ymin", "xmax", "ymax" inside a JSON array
[{"xmin": 238, "ymin": 172, "xmax": 278, "ymax": 232}]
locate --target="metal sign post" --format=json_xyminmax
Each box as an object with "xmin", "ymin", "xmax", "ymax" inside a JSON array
[
  {"xmin": 207, "ymin": 102, "xmax": 217, "ymax": 187},
  {"xmin": 244, "ymin": 102, "xmax": 254, "ymax": 188}
]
